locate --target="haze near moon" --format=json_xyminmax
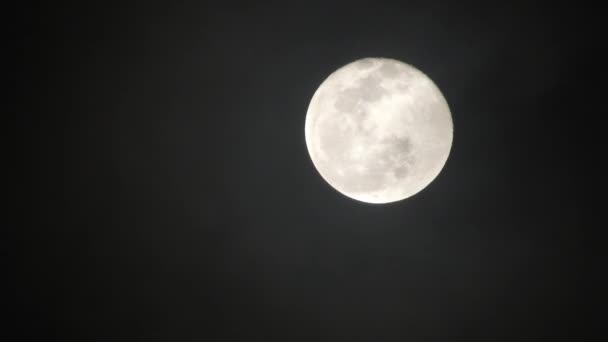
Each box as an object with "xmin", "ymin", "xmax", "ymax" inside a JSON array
[{"xmin": 305, "ymin": 58, "xmax": 453, "ymax": 203}]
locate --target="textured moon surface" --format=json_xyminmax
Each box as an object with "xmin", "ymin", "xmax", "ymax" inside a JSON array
[{"xmin": 305, "ymin": 58, "xmax": 453, "ymax": 203}]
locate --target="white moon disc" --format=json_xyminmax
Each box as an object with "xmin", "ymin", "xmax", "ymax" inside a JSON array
[{"xmin": 305, "ymin": 57, "xmax": 453, "ymax": 203}]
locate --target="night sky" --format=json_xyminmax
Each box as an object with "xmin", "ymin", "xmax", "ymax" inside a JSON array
[{"xmin": 11, "ymin": 1, "xmax": 600, "ymax": 341}]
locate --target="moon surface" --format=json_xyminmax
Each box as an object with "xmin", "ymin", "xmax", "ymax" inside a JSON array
[{"xmin": 305, "ymin": 57, "xmax": 453, "ymax": 203}]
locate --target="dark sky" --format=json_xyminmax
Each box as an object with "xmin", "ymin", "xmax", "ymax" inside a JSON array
[{"xmin": 11, "ymin": 1, "xmax": 600, "ymax": 341}]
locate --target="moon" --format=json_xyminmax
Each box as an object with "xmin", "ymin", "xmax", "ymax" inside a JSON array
[{"xmin": 305, "ymin": 57, "xmax": 453, "ymax": 203}]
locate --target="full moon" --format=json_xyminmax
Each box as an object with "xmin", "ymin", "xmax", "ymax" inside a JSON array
[{"xmin": 305, "ymin": 57, "xmax": 453, "ymax": 203}]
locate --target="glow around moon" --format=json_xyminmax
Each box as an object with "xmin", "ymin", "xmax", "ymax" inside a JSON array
[{"xmin": 305, "ymin": 58, "xmax": 453, "ymax": 203}]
